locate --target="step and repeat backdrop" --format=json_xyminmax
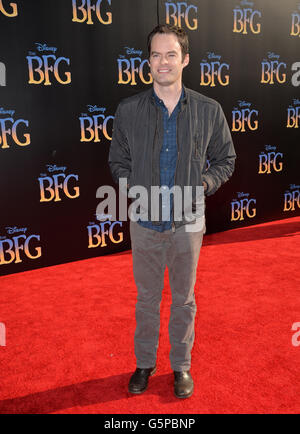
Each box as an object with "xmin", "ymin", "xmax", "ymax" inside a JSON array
[{"xmin": 0, "ymin": 0, "xmax": 299, "ymax": 276}]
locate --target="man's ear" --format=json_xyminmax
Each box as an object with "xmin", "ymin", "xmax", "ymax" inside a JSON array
[{"xmin": 183, "ymin": 53, "xmax": 190, "ymax": 68}]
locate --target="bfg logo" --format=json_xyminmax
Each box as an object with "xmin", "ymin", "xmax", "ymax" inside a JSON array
[
  {"xmin": 232, "ymin": 100, "xmax": 258, "ymax": 132},
  {"xmin": 117, "ymin": 47, "xmax": 152, "ymax": 86},
  {"xmin": 233, "ymin": 0, "xmax": 261, "ymax": 34},
  {"xmin": 80, "ymin": 105, "xmax": 114, "ymax": 142},
  {"xmin": 0, "ymin": 0, "xmax": 18, "ymax": 17},
  {"xmin": 258, "ymin": 145, "xmax": 283, "ymax": 175},
  {"xmin": 27, "ymin": 43, "xmax": 71, "ymax": 85},
  {"xmin": 72, "ymin": 0, "xmax": 112, "ymax": 25},
  {"xmin": 284, "ymin": 185, "xmax": 300, "ymax": 212},
  {"xmin": 0, "ymin": 108, "xmax": 30, "ymax": 150},
  {"xmin": 286, "ymin": 99, "xmax": 300, "ymax": 128},
  {"xmin": 231, "ymin": 192, "xmax": 256, "ymax": 221},
  {"xmin": 38, "ymin": 165, "xmax": 80, "ymax": 203},
  {"xmin": 0, "ymin": 227, "xmax": 41, "ymax": 266},
  {"xmin": 261, "ymin": 52, "xmax": 287, "ymax": 85},
  {"xmin": 165, "ymin": 1, "xmax": 198, "ymax": 30},
  {"xmin": 87, "ymin": 220, "xmax": 123, "ymax": 248},
  {"xmin": 200, "ymin": 52, "xmax": 229, "ymax": 87},
  {"xmin": 290, "ymin": 3, "xmax": 300, "ymax": 37}
]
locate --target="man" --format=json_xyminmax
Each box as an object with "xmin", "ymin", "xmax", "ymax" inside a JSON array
[{"xmin": 109, "ymin": 24, "xmax": 236, "ymax": 398}]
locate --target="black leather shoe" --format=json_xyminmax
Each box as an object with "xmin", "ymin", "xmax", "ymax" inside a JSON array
[
  {"xmin": 128, "ymin": 366, "xmax": 157, "ymax": 394},
  {"xmin": 174, "ymin": 370, "xmax": 194, "ymax": 398}
]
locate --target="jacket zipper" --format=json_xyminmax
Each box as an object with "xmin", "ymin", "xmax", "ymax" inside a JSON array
[
  {"xmin": 172, "ymin": 111, "xmax": 181, "ymax": 233},
  {"xmin": 172, "ymin": 150, "xmax": 180, "ymax": 233},
  {"xmin": 153, "ymin": 106, "xmax": 163, "ymax": 225}
]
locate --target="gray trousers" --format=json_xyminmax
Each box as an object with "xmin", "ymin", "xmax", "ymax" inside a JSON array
[{"xmin": 130, "ymin": 220, "xmax": 205, "ymax": 372}]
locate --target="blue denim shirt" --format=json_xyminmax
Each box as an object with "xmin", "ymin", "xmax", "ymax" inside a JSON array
[{"xmin": 138, "ymin": 88, "xmax": 184, "ymax": 232}]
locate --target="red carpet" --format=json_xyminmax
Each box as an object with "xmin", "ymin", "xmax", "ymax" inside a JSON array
[{"xmin": 0, "ymin": 216, "xmax": 300, "ymax": 414}]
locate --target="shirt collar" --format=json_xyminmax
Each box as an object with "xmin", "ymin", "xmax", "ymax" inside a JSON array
[{"xmin": 152, "ymin": 86, "xmax": 185, "ymax": 108}]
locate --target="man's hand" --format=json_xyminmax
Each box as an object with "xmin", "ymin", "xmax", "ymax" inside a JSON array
[{"xmin": 203, "ymin": 181, "xmax": 208, "ymax": 192}]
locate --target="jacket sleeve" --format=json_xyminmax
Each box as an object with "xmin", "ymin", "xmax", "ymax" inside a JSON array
[
  {"xmin": 202, "ymin": 103, "xmax": 236, "ymax": 196},
  {"xmin": 108, "ymin": 103, "xmax": 131, "ymax": 186}
]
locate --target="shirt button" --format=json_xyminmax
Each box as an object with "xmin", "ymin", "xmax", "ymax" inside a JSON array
[
  {"xmin": 166, "ymin": 130, "xmax": 169, "ymax": 133},
  {"xmin": 166, "ymin": 148, "xmax": 169, "ymax": 152}
]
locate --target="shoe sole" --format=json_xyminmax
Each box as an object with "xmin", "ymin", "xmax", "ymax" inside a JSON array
[
  {"xmin": 128, "ymin": 366, "xmax": 157, "ymax": 394},
  {"xmin": 174, "ymin": 389, "xmax": 194, "ymax": 399}
]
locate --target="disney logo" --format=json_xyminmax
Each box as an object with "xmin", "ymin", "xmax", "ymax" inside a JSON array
[
  {"xmin": 290, "ymin": 184, "xmax": 300, "ymax": 190},
  {"xmin": 0, "ymin": 107, "xmax": 15, "ymax": 116},
  {"xmin": 265, "ymin": 145, "xmax": 276, "ymax": 151},
  {"xmin": 46, "ymin": 164, "xmax": 67, "ymax": 173},
  {"xmin": 237, "ymin": 192, "xmax": 250, "ymax": 199},
  {"xmin": 6, "ymin": 227, "xmax": 27, "ymax": 235},
  {"xmin": 240, "ymin": 0, "xmax": 254, "ymax": 7},
  {"xmin": 238, "ymin": 100, "xmax": 251, "ymax": 108},
  {"xmin": 293, "ymin": 98, "xmax": 300, "ymax": 105},
  {"xmin": 207, "ymin": 52, "xmax": 221, "ymax": 60},
  {"xmin": 124, "ymin": 47, "xmax": 143, "ymax": 57},
  {"xmin": 35, "ymin": 43, "xmax": 57, "ymax": 53},
  {"xmin": 267, "ymin": 52, "xmax": 280, "ymax": 60},
  {"xmin": 87, "ymin": 105, "xmax": 106, "ymax": 113},
  {"xmin": 96, "ymin": 213, "xmax": 112, "ymax": 221}
]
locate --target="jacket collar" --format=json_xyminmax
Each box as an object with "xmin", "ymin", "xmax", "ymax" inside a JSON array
[{"xmin": 150, "ymin": 84, "xmax": 188, "ymax": 110}]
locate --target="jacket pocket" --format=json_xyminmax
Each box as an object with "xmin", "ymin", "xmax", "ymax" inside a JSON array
[
  {"xmin": 193, "ymin": 133, "xmax": 203, "ymax": 160},
  {"xmin": 190, "ymin": 158, "xmax": 204, "ymax": 188}
]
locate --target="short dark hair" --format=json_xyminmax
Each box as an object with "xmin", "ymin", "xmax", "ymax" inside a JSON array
[{"xmin": 147, "ymin": 24, "xmax": 189, "ymax": 60}]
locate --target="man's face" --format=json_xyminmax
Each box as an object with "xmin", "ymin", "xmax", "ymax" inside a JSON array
[{"xmin": 149, "ymin": 33, "xmax": 189, "ymax": 87}]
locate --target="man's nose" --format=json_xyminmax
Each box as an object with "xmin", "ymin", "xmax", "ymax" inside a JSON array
[{"xmin": 160, "ymin": 55, "xmax": 168, "ymax": 64}]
